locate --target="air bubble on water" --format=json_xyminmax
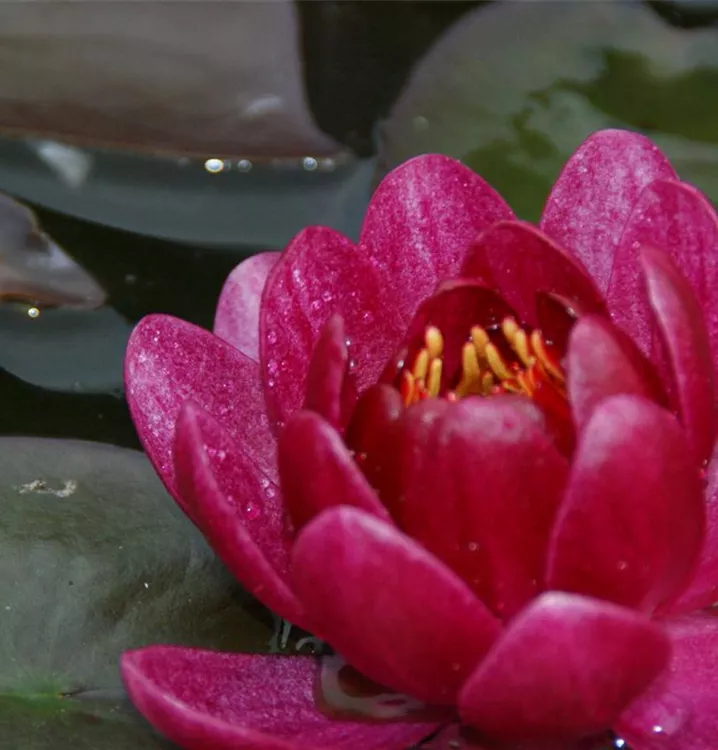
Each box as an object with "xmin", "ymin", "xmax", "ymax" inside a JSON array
[{"xmin": 237, "ymin": 159, "xmax": 252, "ymax": 173}]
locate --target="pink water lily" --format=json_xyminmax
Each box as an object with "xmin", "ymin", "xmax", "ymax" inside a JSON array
[{"xmin": 122, "ymin": 130, "xmax": 718, "ymax": 750}]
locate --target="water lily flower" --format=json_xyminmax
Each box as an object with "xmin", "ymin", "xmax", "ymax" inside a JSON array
[{"xmin": 121, "ymin": 129, "xmax": 718, "ymax": 750}]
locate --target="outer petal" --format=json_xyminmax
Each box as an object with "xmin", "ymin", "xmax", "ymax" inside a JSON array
[
  {"xmin": 399, "ymin": 397, "xmax": 568, "ymax": 619},
  {"xmin": 214, "ymin": 251, "xmax": 280, "ymax": 361},
  {"xmin": 122, "ymin": 648, "xmax": 440, "ymax": 750},
  {"xmin": 174, "ymin": 403, "xmax": 306, "ymax": 627},
  {"xmin": 462, "ymin": 221, "xmax": 605, "ymax": 326},
  {"xmin": 616, "ymin": 613, "xmax": 718, "ymax": 750},
  {"xmin": 278, "ymin": 410, "xmax": 391, "ymax": 530},
  {"xmin": 291, "ymin": 507, "xmax": 500, "ymax": 705},
  {"xmin": 458, "ymin": 592, "xmax": 670, "ymax": 742},
  {"xmin": 607, "ymin": 179, "xmax": 718, "ymax": 374},
  {"xmin": 667, "ymin": 446, "xmax": 718, "ymax": 613},
  {"xmin": 640, "ymin": 246, "xmax": 716, "ymax": 467},
  {"xmin": 260, "ymin": 226, "xmax": 392, "ymax": 430},
  {"xmin": 540, "ymin": 129, "xmax": 676, "ymax": 294},
  {"xmin": 360, "ymin": 153, "xmax": 514, "ymax": 306},
  {"xmin": 125, "ymin": 315, "xmax": 276, "ymax": 499},
  {"xmin": 567, "ymin": 315, "xmax": 653, "ymax": 433},
  {"xmin": 303, "ymin": 314, "xmax": 356, "ymax": 430},
  {"xmin": 547, "ymin": 395, "xmax": 704, "ymax": 614}
]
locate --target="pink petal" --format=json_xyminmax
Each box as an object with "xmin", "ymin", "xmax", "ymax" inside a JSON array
[
  {"xmin": 567, "ymin": 315, "xmax": 654, "ymax": 433},
  {"xmin": 547, "ymin": 395, "xmax": 704, "ymax": 614},
  {"xmin": 125, "ymin": 315, "xmax": 276, "ymax": 499},
  {"xmin": 303, "ymin": 315, "xmax": 357, "ymax": 430},
  {"xmin": 607, "ymin": 179, "xmax": 718, "ymax": 374},
  {"xmin": 344, "ymin": 384, "xmax": 404, "ymax": 500},
  {"xmin": 259, "ymin": 226, "xmax": 394, "ymax": 430},
  {"xmin": 122, "ymin": 648, "xmax": 440, "ymax": 750},
  {"xmin": 462, "ymin": 221, "xmax": 605, "ymax": 326},
  {"xmin": 399, "ymin": 397, "xmax": 568, "ymax": 619},
  {"xmin": 540, "ymin": 130, "xmax": 676, "ymax": 294},
  {"xmin": 214, "ymin": 251, "xmax": 280, "ymax": 362},
  {"xmin": 458, "ymin": 592, "xmax": 671, "ymax": 742},
  {"xmin": 174, "ymin": 403, "xmax": 306, "ymax": 628},
  {"xmin": 361, "ymin": 153, "xmax": 514, "ymax": 304},
  {"xmin": 640, "ymin": 246, "xmax": 716, "ymax": 467},
  {"xmin": 616, "ymin": 613, "xmax": 718, "ymax": 750},
  {"xmin": 666, "ymin": 447, "xmax": 718, "ymax": 613},
  {"xmin": 291, "ymin": 507, "xmax": 500, "ymax": 705},
  {"xmin": 278, "ymin": 410, "xmax": 391, "ymax": 530}
]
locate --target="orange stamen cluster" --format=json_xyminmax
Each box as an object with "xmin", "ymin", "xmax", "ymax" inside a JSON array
[{"xmin": 400, "ymin": 318, "xmax": 566, "ymax": 408}]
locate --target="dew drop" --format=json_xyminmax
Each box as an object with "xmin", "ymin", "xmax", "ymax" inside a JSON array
[
  {"xmin": 244, "ymin": 501, "xmax": 261, "ymax": 520},
  {"xmin": 303, "ymin": 156, "xmax": 318, "ymax": 171},
  {"xmin": 321, "ymin": 290, "xmax": 333, "ymax": 302},
  {"xmin": 310, "ymin": 300, "xmax": 322, "ymax": 312},
  {"xmin": 466, "ymin": 542, "xmax": 480, "ymax": 552},
  {"xmin": 292, "ymin": 268, "xmax": 302, "ymax": 282},
  {"xmin": 267, "ymin": 359, "xmax": 279, "ymax": 376},
  {"xmin": 237, "ymin": 159, "xmax": 253, "ymax": 173},
  {"xmin": 617, "ymin": 560, "xmax": 628, "ymax": 571},
  {"xmin": 204, "ymin": 157, "xmax": 226, "ymax": 173},
  {"xmin": 267, "ymin": 330, "xmax": 278, "ymax": 345},
  {"xmin": 361, "ymin": 310, "xmax": 374, "ymax": 323},
  {"xmin": 27, "ymin": 306, "xmax": 40, "ymax": 319}
]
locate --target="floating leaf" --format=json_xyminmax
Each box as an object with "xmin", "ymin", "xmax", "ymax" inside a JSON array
[
  {"xmin": 0, "ymin": 192, "xmax": 106, "ymax": 308},
  {"xmin": 0, "ymin": 438, "xmax": 274, "ymax": 748},
  {"xmin": 380, "ymin": 2, "xmax": 718, "ymax": 221}
]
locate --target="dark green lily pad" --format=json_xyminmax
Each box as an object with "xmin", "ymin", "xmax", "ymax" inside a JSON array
[
  {"xmin": 0, "ymin": 438, "xmax": 275, "ymax": 748},
  {"xmin": 380, "ymin": 2, "xmax": 718, "ymax": 221}
]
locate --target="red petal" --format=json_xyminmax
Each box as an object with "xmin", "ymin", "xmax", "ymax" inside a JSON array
[
  {"xmin": 667, "ymin": 447, "xmax": 718, "ymax": 613},
  {"xmin": 174, "ymin": 403, "xmax": 306, "ymax": 628},
  {"xmin": 344, "ymin": 384, "xmax": 404, "ymax": 498},
  {"xmin": 463, "ymin": 221, "xmax": 605, "ymax": 326},
  {"xmin": 259, "ymin": 226, "xmax": 394, "ymax": 431},
  {"xmin": 122, "ymin": 648, "xmax": 440, "ymax": 750},
  {"xmin": 607, "ymin": 179, "xmax": 718, "ymax": 374},
  {"xmin": 616, "ymin": 613, "xmax": 718, "ymax": 750},
  {"xmin": 278, "ymin": 411, "xmax": 391, "ymax": 531},
  {"xmin": 547, "ymin": 395, "xmax": 704, "ymax": 614},
  {"xmin": 291, "ymin": 507, "xmax": 500, "ymax": 705},
  {"xmin": 540, "ymin": 129, "xmax": 676, "ymax": 294},
  {"xmin": 125, "ymin": 315, "xmax": 276, "ymax": 500},
  {"xmin": 459, "ymin": 592, "xmax": 670, "ymax": 742},
  {"xmin": 399, "ymin": 397, "xmax": 568, "ymax": 619},
  {"xmin": 303, "ymin": 315, "xmax": 357, "ymax": 430},
  {"xmin": 214, "ymin": 251, "xmax": 280, "ymax": 362},
  {"xmin": 567, "ymin": 315, "xmax": 653, "ymax": 433},
  {"xmin": 640, "ymin": 246, "xmax": 716, "ymax": 467},
  {"xmin": 361, "ymin": 154, "xmax": 513, "ymax": 300}
]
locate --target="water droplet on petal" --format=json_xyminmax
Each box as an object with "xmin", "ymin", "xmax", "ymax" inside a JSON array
[
  {"xmin": 244, "ymin": 501, "xmax": 261, "ymax": 520},
  {"xmin": 267, "ymin": 330, "xmax": 278, "ymax": 345},
  {"xmin": 361, "ymin": 310, "xmax": 374, "ymax": 324},
  {"xmin": 267, "ymin": 359, "xmax": 279, "ymax": 376},
  {"xmin": 321, "ymin": 290, "xmax": 333, "ymax": 302},
  {"xmin": 310, "ymin": 300, "xmax": 322, "ymax": 312}
]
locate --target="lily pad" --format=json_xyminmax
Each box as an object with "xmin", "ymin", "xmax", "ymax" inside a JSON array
[
  {"xmin": 380, "ymin": 2, "xmax": 718, "ymax": 222},
  {"xmin": 0, "ymin": 438, "xmax": 275, "ymax": 748}
]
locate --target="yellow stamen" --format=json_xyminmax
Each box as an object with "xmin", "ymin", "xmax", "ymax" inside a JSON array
[
  {"xmin": 485, "ymin": 342, "xmax": 514, "ymax": 381},
  {"xmin": 427, "ymin": 358, "xmax": 443, "ymax": 398},
  {"xmin": 470, "ymin": 326, "xmax": 490, "ymax": 359},
  {"xmin": 425, "ymin": 327, "xmax": 444, "ymax": 359},
  {"xmin": 531, "ymin": 330, "xmax": 565, "ymax": 383},
  {"xmin": 412, "ymin": 348, "xmax": 430, "ymax": 382}
]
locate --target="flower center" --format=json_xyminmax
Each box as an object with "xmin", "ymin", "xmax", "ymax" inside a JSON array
[{"xmin": 399, "ymin": 318, "xmax": 566, "ymax": 408}]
